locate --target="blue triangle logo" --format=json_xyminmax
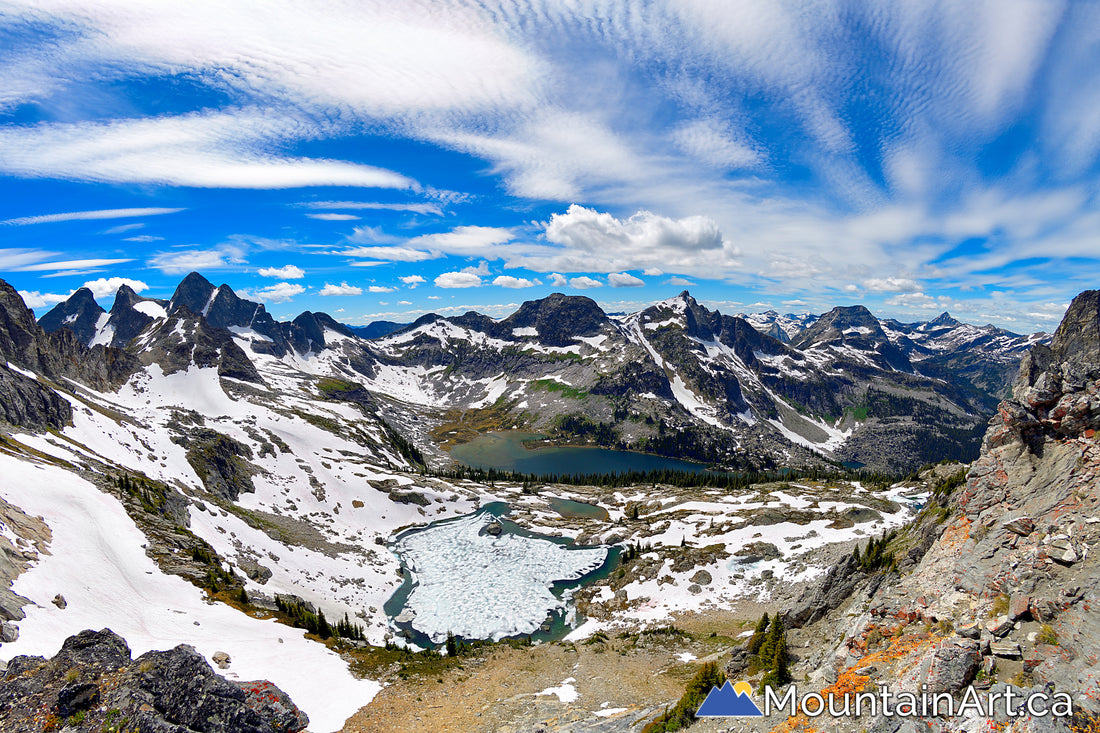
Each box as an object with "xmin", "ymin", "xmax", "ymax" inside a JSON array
[{"xmin": 696, "ymin": 681, "xmax": 764, "ymax": 717}]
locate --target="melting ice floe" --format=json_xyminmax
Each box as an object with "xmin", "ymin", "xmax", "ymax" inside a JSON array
[{"xmin": 391, "ymin": 510, "xmax": 607, "ymax": 643}]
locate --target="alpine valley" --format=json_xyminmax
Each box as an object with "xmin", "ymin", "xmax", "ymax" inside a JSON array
[{"xmin": 1, "ymin": 272, "xmax": 1097, "ymax": 733}]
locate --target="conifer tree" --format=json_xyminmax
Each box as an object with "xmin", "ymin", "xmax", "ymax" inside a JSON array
[{"xmin": 747, "ymin": 613, "xmax": 769, "ymax": 655}]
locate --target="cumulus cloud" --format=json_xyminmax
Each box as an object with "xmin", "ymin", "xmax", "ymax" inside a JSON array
[
  {"xmin": 549, "ymin": 273, "xmax": 568, "ymax": 287},
  {"xmin": 400, "ymin": 275, "xmax": 426, "ymax": 287},
  {"xmin": 493, "ymin": 275, "xmax": 540, "ymax": 288},
  {"xmin": 667, "ymin": 276, "xmax": 694, "ymax": 286},
  {"xmin": 530, "ymin": 205, "xmax": 739, "ymax": 276},
  {"xmin": 886, "ymin": 292, "xmax": 939, "ymax": 309},
  {"xmin": 17, "ymin": 276, "xmax": 149, "ymax": 308},
  {"xmin": 240, "ymin": 282, "xmax": 305, "ymax": 303},
  {"xmin": 259, "ymin": 265, "xmax": 305, "ymax": 279},
  {"xmin": 81, "ymin": 277, "xmax": 148, "ymax": 298},
  {"xmin": 319, "ymin": 282, "xmax": 363, "ymax": 296},
  {"xmin": 435, "ymin": 272, "xmax": 482, "ymax": 288},
  {"xmin": 608, "ymin": 272, "xmax": 644, "ymax": 287},
  {"xmin": 368, "ymin": 285, "xmax": 394, "ymax": 293},
  {"xmin": 864, "ymin": 277, "xmax": 921, "ymax": 293},
  {"xmin": 568, "ymin": 276, "xmax": 603, "ymax": 289},
  {"xmin": 17, "ymin": 290, "xmax": 69, "ymax": 308}
]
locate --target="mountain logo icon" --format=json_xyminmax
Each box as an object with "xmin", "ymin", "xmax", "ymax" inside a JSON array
[{"xmin": 696, "ymin": 681, "xmax": 765, "ymax": 717}]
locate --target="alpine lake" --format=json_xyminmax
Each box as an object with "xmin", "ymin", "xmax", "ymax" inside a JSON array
[{"xmin": 385, "ymin": 432, "xmax": 716, "ymax": 647}]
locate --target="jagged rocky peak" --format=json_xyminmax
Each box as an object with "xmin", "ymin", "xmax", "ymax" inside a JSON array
[
  {"xmin": 284, "ymin": 310, "xmax": 356, "ymax": 354},
  {"xmin": 500, "ymin": 292, "xmax": 612, "ymax": 346},
  {"xmin": 37, "ymin": 287, "xmax": 105, "ymax": 344},
  {"xmin": 105, "ymin": 283, "xmax": 169, "ymax": 348},
  {"xmin": 167, "ymin": 272, "xmax": 287, "ymax": 356},
  {"xmin": 924, "ymin": 311, "xmax": 961, "ymax": 329}
]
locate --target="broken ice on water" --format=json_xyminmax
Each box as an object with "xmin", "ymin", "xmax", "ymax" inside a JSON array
[{"xmin": 390, "ymin": 509, "xmax": 608, "ymax": 643}]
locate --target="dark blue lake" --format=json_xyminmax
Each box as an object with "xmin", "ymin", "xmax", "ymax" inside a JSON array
[{"xmin": 448, "ymin": 431, "xmax": 713, "ymax": 475}]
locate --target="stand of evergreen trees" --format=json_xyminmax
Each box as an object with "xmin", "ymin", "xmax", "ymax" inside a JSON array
[
  {"xmin": 853, "ymin": 529, "xmax": 898, "ymax": 572},
  {"xmin": 275, "ymin": 597, "xmax": 365, "ymax": 642},
  {"xmin": 747, "ymin": 613, "xmax": 791, "ymax": 691},
  {"xmin": 431, "ymin": 463, "xmax": 900, "ymax": 492},
  {"xmin": 641, "ymin": 661, "xmax": 726, "ymax": 733}
]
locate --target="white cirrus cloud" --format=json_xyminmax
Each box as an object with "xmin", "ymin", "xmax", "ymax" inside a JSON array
[
  {"xmin": 568, "ymin": 276, "xmax": 603, "ymax": 289},
  {"xmin": 368, "ymin": 285, "xmax": 394, "ymax": 293},
  {"xmin": 149, "ymin": 245, "xmax": 246, "ymax": 274},
  {"xmin": 306, "ymin": 201, "xmax": 443, "ymax": 215},
  {"xmin": 102, "ymin": 222, "xmax": 145, "ymax": 234},
  {"xmin": 319, "ymin": 282, "xmax": 363, "ymax": 296},
  {"xmin": 258, "ymin": 265, "xmax": 305, "ymax": 279},
  {"xmin": 1, "ymin": 207, "xmax": 184, "ymax": 226},
  {"xmin": 123, "ymin": 235, "xmax": 164, "ymax": 242},
  {"xmin": 339, "ymin": 246, "xmax": 439, "ymax": 262},
  {"xmin": 434, "ymin": 272, "xmax": 482, "ymax": 288},
  {"xmin": 11, "ymin": 257, "xmax": 133, "ymax": 272},
  {"xmin": 307, "ymin": 213, "xmax": 361, "ymax": 221},
  {"xmin": 493, "ymin": 275, "xmax": 540, "ymax": 288},
  {"xmin": 0, "ymin": 112, "xmax": 414, "ymax": 189},
  {"xmin": 666, "ymin": 276, "xmax": 694, "ymax": 286},
  {"xmin": 608, "ymin": 272, "xmax": 644, "ymax": 288}
]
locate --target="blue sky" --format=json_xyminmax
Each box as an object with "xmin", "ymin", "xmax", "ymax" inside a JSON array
[{"xmin": 1, "ymin": 1, "xmax": 1098, "ymax": 332}]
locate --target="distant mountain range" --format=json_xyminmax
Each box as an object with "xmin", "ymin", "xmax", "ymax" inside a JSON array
[{"xmin": 22, "ymin": 272, "xmax": 1048, "ymax": 472}]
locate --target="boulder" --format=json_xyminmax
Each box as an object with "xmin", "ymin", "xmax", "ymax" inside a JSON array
[
  {"xmin": 1009, "ymin": 596, "xmax": 1031, "ymax": 622},
  {"xmin": 990, "ymin": 642, "xmax": 1022, "ymax": 658},
  {"xmin": 927, "ymin": 638, "xmax": 981, "ymax": 693},
  {"xmin": 56, "ymin": 681, "xmax": 99, "ymax": 718},
  {"xmin": 985, "ymin": 615, "xmax": 1014, "ymax": 637},
  {"xmin": 1002, "ymin": 517, "xmax": 1035, "ymax": 537}
]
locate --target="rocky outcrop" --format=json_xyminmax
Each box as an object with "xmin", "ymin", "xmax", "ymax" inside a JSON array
[
  {"xmin": 0, "ymin": 280, "xmax": 140, "ymax": 421},
  {"xmin": 0, "ymin": 365, "xmax": 72, "ymax": 428},
  {"xmin": 137, "ymin": 305, "xmax": 264, "ymax": 384},
  {"xmin": 498, "ymin": 293, "xmax": 612, "ymax": 347},
  {"xmin": 173, "ymin": 428, "xmax": 257, "ymax": 501},
  {"xmin": 787, "ymin": 289, "xmax": 1100, "ymax": 729},
  {"xmin": 0, "ymin": 629, "xmax": 308, "ymax": 733}
]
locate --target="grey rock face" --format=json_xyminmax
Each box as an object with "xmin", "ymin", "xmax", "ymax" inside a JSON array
[
  {"xmin": 37, "ymin": 287, "xmax": 105, "ymax": 344},
  {"xmin": 0, "ymin": 628, "xmax": 308, "ymax": 733}
]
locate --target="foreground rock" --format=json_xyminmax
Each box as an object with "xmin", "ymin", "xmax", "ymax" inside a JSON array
[{"xmin": 0, "ymin": 629, "xmax": 308, "ymax": 733}]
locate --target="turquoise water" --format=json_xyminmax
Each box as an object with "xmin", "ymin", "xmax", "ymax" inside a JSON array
[
  {"xmin": 449, "ymin": 431, "xmax": 713, "ymax": 476},
  {"xmin": 547, "ymin": 496, "xmax": 610, "ymax": 521}
]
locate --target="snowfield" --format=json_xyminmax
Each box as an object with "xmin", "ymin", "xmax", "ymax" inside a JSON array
[{"xmin": 0, "ymin": 453, "xmax": 380, "ymax": 733}]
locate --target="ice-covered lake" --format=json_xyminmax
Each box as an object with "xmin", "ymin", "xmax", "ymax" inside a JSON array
[{"xmin": 386, "ymin": 503, "xmax": 612, "ymax": 644}]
